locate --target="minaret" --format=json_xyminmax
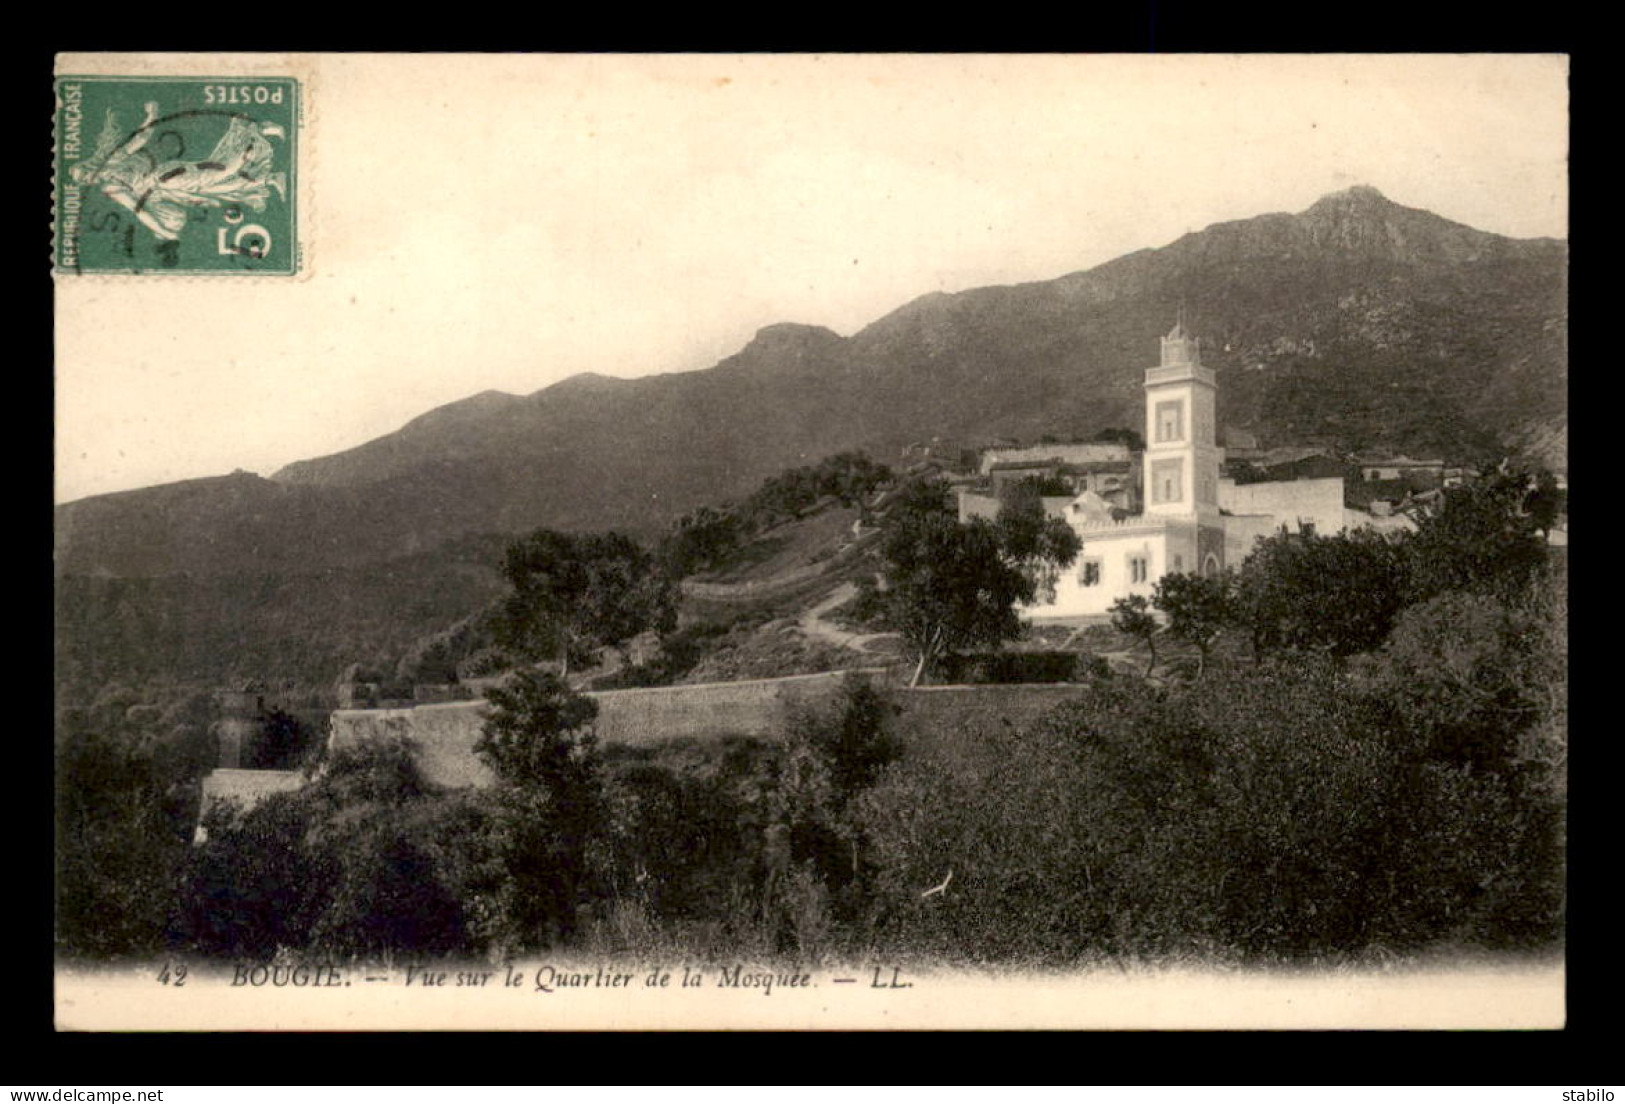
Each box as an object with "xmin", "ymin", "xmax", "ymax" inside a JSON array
[{"xmin": 1143, "ymin": 317, "xmax": 1224, "ymax": 572}]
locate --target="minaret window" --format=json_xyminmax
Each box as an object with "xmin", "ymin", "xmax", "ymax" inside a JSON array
[
  {"xmin": 1155, "ymin": 400, "xmax": 1185, "ymax": 444},
  {"xmin": 1152, "ymin": 459, "xmax": 1183, "ymax": 504}
]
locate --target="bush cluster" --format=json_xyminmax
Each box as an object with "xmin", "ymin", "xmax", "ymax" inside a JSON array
[
  {"xmin": 173, "ymin": 675, "xmax": 903, "ymax": 962},
  {"xmin": 62, "ymin": 460, "xmax": 1565, "ymax": 966},
  {"xmin": 931, "ymin": 651, "xmax": 1106, "ymax": 685},
  {"xmin": 660, "ymin": 452, "xmax": 891, "ymax": 576},
  {"xmin": 856, "ymin": 652, "xmax": 1563, "ymax": 963}
]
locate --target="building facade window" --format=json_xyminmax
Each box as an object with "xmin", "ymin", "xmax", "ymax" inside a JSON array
[
  {"xmin": 1080, "ymin": 559, "xmax": 1102, "ymax": 587},
  {"xmin": 1155, "ymin": 400, "xmax": 1185, "ymax": 444},
  {"xmin": 1129, "ymin": 554, "xmax": 1148, "ymax": 583},
  {"xmin": 1152, "ymin": 459, "xmax": 1183, "ymax": 504}
]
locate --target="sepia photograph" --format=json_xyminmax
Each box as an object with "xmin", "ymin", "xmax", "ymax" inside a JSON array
[{"xmin": 51, "ymin": 52, "xmax": 1567, "ymax": 1031}]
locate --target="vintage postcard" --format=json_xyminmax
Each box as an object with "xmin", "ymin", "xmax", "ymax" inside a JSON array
[{"xmin": 52, "ymin": 52, "xmax": 1567, "ymax": 1031}]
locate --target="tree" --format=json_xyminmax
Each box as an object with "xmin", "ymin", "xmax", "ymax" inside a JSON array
[
  {"xmin": 800, "ymin": 677, "xmax": 903, "ymax": 800},
  {"xmin": 1406, "ymin": 461, "xmax": 1549, "ymax": 603},
  {"xmin": 994, "ymin": 481, "xmax": 1083, "ymax": 604},
  {"xmin": 884, "ymin": 475, "xmax": 954, "ymax": 522},
  {"xmin": 817, "ymin": 451, "xmax": 892, "ymax": 508},
  {"xmin": 247, "ymin": 705, "xmax": 313, "ymax": 770},
  {"xmin": 496, "ymin": 530, "xmax": 677, "ymax": 676},
  {"xmin": 661, "ymin": 504, "xmax": 744, "ymax": 576},
  {"xmin": 1234, "ymin": 526, "xmax": 1412, "ymax": 660},
  {"xmin": 883, "ymin": 513, "xmax": 1026, "ymax": 687},
  {"xmin": 1524, "ymin": 469, "xmax": 1565, "ymax": 541},
  {"xmin": 477, "ymin": 669, "xmax": 600, "ymax": 790},
  {"xmin": 1094, "ymin": 426, "xmax": 1146, "ymax": 452},
  {"xmin": 56, "ymin": 713, "xmax": 190, "ymax": 958},
  {"xmin": 571, "ymin": 532, "xmax": 679, "ymax": 662},
  {"xmin": 858, "ymin": 659, "xmax": 1563, "ymax": 961},
  {"xmin": 1002, "ymin": 472, "xmax": 1073, "ymax": 498},
  {"xmin": 779, "ymin": 678, "xmax": 904, "ymax": 922},
  {"xmin": 1153, "ymin": 570, "xmax": 1236, "ymax": 677},
  {"xmin": 1110, "ymin": 593, "xmax": 1160, "ymax": 677},
  {"xmin": 878, "ymin": 479, "xmax": 1076, "ymax": 686},
  {"xmin": 1361, "ymin": 588, "xmax": 1557, "ymax": 775},
  {"xmin": 475, "ymin": 670, "xmax": 604, "ymax": 948}
]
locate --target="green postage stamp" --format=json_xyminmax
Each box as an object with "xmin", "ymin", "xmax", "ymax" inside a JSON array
[{"xmin": 54, "ymin": 75, "xmax": 300, "ymax": 275}]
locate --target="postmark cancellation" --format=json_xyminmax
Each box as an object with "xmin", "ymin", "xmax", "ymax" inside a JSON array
[{"xmin": 54, "ymin": 75, "xmax": 300, "ymax": 276}]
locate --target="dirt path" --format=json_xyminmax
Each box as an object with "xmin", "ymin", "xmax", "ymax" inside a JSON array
[{"xmin": 797, "ymin": 581, "xmax": 898, "ymax": 655}]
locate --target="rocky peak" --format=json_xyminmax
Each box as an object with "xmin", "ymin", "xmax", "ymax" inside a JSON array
[
  {"xmin": 1296, "ymin": 184, "xmax": 1497, "ymax": 262},
  {"xmin": 731, "ymin": 322, "xmax": 846, "ymax": 370},
  {"xmin": 1307, "ymin": 183, "xmax": 1395, "ymax": 211},
  {"xmin": 744, "ymin": 322, "xmax": 844, "ymax": 350}
]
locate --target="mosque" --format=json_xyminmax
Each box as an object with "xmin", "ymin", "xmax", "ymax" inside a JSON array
[{"xmin": 957, "ymin": 319, "xmax": 1383, "ymax": 619}]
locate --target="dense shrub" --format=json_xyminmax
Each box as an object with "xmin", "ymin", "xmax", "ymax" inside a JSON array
[
  {"xmin": 857, "ymin": 661, "xmax": 1563, "ymax": 963},
  {"xmin": 588, "ymin": 621, "xmax": 731, "ymax": 689},
  {"xmin": 180, "ymin": 735, "xmax": 490, "ymax": 960},
  {"xmin": 596, "ymin": 737, "xmax": 782, "ymax": 930},
  {"xmin": 182, "ymin": 791, "xmax": 327, "ymax": 958},
  {"xmin": 242, "ymin": 706, "xmax": 319, "ymax": 770},
  {"xmin": 774, "ymin": 678, "xmax": 904, "ymax": 936},
  {"xmin": 188, "ymin": 797, "xmax": 487, "ymax": 961},
  {"xmin": 1405, "ymin": 463, "xmax": 1551, "ymax": 603},
  {"xmin": 113, "ymin": 461, "xmax": 1568, "ymax": 968},
  {"xmin": 56, "ymin": 694, "xmax": 209, "ymax": 959},
  {"xmin": 659, "ymin": 452, "xmax": 892, "ymax": 576},
  {"xmin": 931, "ymin": 651, "xmax": 1105, "ymax": 684},
  {"xmin": 1235, "ymin": 527, "xmax": 1412, "ymax": 659},
  {"xmin": 167, "ymin": 624, "xmax": 1562, "ymax": 965},
  {"xmin": 1359, "ymin": 590, "xmax": 1555, "ymax": 774},
  {"xmin": 474, "ymin": 671, "xmax": 604, "ymax": 950},
  {"xmin": 458, "ymin": 644, "xmax": 519, "ymax": 679},
  {"xmin": 304, "ymin": 822, "xmax": 470, "ymax": 958}
]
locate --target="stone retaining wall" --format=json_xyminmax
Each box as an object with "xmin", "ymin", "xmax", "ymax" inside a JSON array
[
  {"xmin": 197, "ymin": 677, "xmax": 1094, "ymax": 832},
  {"xmin": 328, "ymin": 669, "xmax": 887, "ymax": 789}
]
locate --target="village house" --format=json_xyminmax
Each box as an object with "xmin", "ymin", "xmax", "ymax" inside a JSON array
[
  {"xmin": 1356, "ymin": 453, "xmax": 1447, "ymax": 483},
  {"xmin": 978, "ymin": 441, "xmax": 1132, "ymax": 474},
  {"xmin": 958, "ymin": 320, "xmax": 1414, "ymax": 619}
]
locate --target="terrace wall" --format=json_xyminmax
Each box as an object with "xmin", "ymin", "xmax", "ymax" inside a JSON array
[{"xmin": 325, "ymin": 672, "xmax": 1085, "ymax": 789}]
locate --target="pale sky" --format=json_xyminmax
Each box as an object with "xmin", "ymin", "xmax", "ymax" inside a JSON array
[{"xmin": 53, "ymin": 53, "xmax": 1568, "ymax": 504}]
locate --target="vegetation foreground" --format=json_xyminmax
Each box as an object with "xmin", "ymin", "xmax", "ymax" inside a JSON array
[{"xmin": 55, "ymin": 460, "xmax": 1566, "ymax": 969}]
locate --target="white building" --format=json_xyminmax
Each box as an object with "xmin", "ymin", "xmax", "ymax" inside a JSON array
[{"xmin": 958, "ymin": 320, "xmax": 1410, "ymax": 620}]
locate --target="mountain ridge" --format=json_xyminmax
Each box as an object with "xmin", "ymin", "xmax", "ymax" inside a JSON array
[{"xmin": 58, "ymin": 185, "xmax": 1567, "ymax": 579}]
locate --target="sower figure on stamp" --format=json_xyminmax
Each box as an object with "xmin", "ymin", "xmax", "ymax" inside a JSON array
[{"xmin": 69, "ymin": 101, "xmax": 287, "ymax": 242}]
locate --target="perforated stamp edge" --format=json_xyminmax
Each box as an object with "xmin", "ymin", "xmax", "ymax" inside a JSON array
[{"xmin": 52, "ymin": 54, "xmax": 317, "ymax": 282}]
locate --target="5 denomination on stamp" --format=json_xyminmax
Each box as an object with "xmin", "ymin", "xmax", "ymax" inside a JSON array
[{"xmin": 54, "ymin": 75, "xmax": 299, "ymax": 275}]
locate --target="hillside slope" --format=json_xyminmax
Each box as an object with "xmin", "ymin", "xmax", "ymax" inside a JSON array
[{"xmin": 56, "ymin": 186, "xmax": 1565, "ymax": 579}]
